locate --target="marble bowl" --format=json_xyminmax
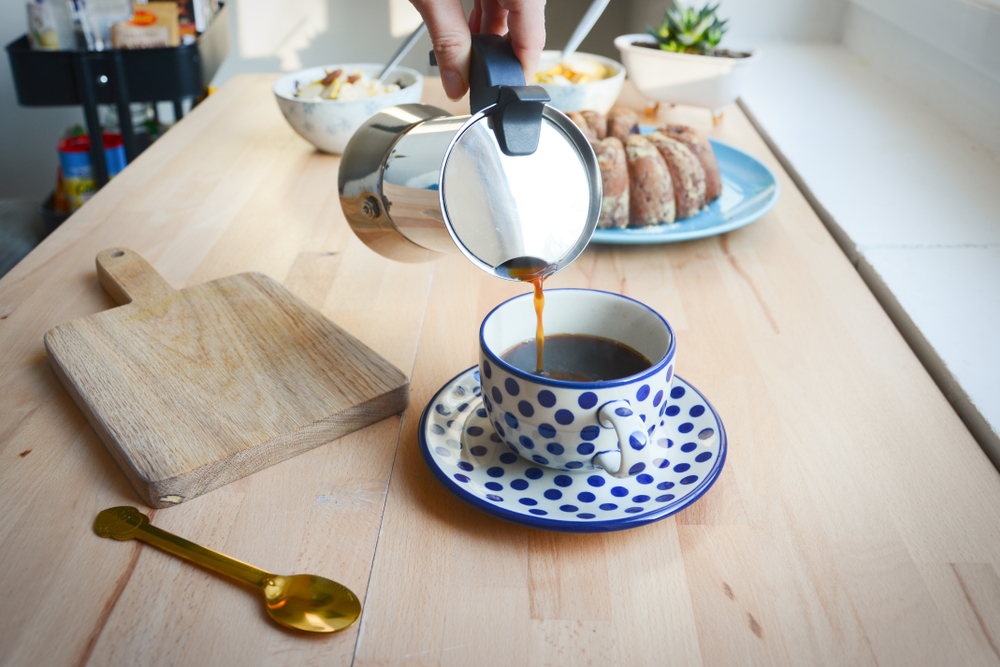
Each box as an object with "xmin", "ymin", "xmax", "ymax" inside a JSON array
[{"xmin": 273, "ymin": 63, "xmax": 424, "ymax": 154}]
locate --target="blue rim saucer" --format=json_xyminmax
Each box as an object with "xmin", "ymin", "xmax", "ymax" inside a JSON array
[{"xmin": 418, "ymin": 366, "xmax": 727, "ymax": 533}]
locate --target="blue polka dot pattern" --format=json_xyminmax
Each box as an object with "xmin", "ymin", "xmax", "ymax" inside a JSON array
[
  {"xmin": 578, "ymin": 392, "xmax": 597, "ymax": 409},
  {"xmin": 629, "ymin": 432, "xmax": 646, "ymax": 450},
  {"xmin": 670, "ymin": 386, "xmax": 685, "ymax": 399},
  {"xmin": 538, "ymin": 390, "xmax": 556, "ymax": 407},
  {"xmin": 636, "ymin": 385, "xmax": 650, "ymax": 401},
  {"xmin": 491, "ymin": 387, "xmax": 503, "ymax": 404},
  {"xmin": 505, "ymin": 378, "xmax": 520, "ymax": 396},
  {"xmin": 483, "ymin": 361, "xmax": 491, "ymax": 379},
  {"xmin": 555, "ymin": 409, "xmax": 575, "ymax": 425},
  {"xmin": 532, "ymin": 455, "xmax": 549, "ymax": 465},
  {"xmin": 420, "ymin": 367, "xmax": 724, "ymax": 532},
  {"xmin": 615, "ymin": 406, "xmax": 633, "ymax": 417}
]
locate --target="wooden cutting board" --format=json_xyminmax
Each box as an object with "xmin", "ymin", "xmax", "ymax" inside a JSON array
[{"xmin": 44, "ymin": 248, "xmax": 409, "ymax": 508}]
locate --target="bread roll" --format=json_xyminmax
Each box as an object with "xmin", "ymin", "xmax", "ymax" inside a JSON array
[
  {"xmin": 624, "ymin": 134, "xmax": 675, "ymax": 227},
  {"xmin": 594, "ymin": 137, "xmax": 629, "ymax": 229},
  {"xmin": 567, "ymin": 111, "xmax": 597, "ymax": 142},
  {"xmin": 647, "ymin": 131, "xmax": 706, "ymax": 220},
  {"xmin": 608, "ymin": 107, "xmax": 640, "ymax": 142},
  {"xmin": 581, "ymin": 110, "xmax": 607, "ymax": 140},
  {"xmin": 663, "ymin": 124, "xmax": 721, "ymax": 202}
]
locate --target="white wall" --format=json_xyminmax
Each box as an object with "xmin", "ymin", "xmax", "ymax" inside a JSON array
[{"xmin": 842, "ymin": 0, "xmax": 1000, "ymax": 159}]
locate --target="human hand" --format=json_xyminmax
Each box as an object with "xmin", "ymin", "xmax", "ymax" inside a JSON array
[{"xmin": 409, "ymin": 0, "xmax": 546, "ymax": 100}]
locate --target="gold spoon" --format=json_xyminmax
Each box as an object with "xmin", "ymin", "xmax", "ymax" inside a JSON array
[{"xmin": 94, "ymin": 506, "xmax": 362, "ymax": 633}]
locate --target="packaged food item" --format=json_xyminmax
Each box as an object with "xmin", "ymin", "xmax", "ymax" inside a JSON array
[
  {"xmin": 27, "ymin": 2, "xmax": 61, "ymax": 50},
  {"xmin": 57, "ymin": 133, "xmax": 128, "ymax": 211},
  {"xmin": 112, "ymin": 1, "xmax": 178, "ymax": 48}
]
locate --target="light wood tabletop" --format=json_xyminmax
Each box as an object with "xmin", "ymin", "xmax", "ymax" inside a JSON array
[{"xmin": 2, "ymin": 75, "xmax": 999, "ymax": 667}]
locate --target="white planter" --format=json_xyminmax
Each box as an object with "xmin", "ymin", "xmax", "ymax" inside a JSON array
[{"xmin": 614, "ymin": 34, "xmax": 758, "ymax": 119}]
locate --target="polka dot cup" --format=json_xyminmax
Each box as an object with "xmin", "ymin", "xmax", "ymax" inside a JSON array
[{"xmin": 479, "ymin": 289, "xmax": 676, "ymax": 479}]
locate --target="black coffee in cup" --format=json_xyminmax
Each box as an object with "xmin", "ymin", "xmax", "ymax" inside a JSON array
[{"xmin": 501, "ymin": 334, "xmax": 652, "ymax": 383}]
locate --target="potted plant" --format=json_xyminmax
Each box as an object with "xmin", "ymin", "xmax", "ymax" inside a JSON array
[{"xmin": 614, "ymin": 3, "xmax": 757, "ymax": 122}]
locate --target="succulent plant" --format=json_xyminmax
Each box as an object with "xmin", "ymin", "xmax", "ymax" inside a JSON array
[{"xmin": 647, "ymin": 3, "xmax": 728, "ymax": 55}]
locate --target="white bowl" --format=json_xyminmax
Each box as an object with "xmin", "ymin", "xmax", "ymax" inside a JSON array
[
  {"xmin": 533, "ymin": 50, "xmax": 626, "ymax": 114},
  {"xmin": 273, "ymin": 64, "xmax": 424, "ymax": 154},
  {"xmin": 614, "ymin": 34, "xmax": 757, "ymax": 115}
]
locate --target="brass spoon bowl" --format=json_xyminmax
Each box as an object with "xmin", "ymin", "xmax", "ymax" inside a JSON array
[{"xmin": 94, "ymin": 507, "xmax": 361, "ymax": 633}]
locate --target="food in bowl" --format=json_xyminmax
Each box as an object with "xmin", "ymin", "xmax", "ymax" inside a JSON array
[
  {"xmin": 294, "ymin": 68, "xmax": 402, "ymax": 101},
  {"xmin": 273, "ymin": 63, "xmax": 423, "ymax": 155},
  {"xmin": 530, "ymin": 51, "xmax": 625, "ymax": 114},
  {"xmin": 532, "ymin": 56, "xmax": 614, "ymax": 85}
]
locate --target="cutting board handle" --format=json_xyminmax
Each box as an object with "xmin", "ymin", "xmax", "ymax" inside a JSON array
[{"xmin": 96, "ymin": 249, "xmax": 178, "ymax": 306}]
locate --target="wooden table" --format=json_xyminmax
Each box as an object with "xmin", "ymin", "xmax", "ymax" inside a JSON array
[{"xmin": 3, "ymin": 76, "xmax": 1000, "ymax": 667}]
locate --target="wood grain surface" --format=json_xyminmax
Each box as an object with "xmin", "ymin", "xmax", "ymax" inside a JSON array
[
  {"xmin": 1, "ymin": 75, "xmax": 999, "ymax": 667},
  {"xmin": 43, "ymin": 247, "xmax": 408, "ymax": 508}
]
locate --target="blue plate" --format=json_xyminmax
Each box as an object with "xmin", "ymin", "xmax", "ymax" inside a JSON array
[
  {"xmin": 418, "ymin": 366, "xmax": 727, "ymax": 533},
  {"xmin": 589, "ymin": 137, "xmax": 779, "ymax": 245}
]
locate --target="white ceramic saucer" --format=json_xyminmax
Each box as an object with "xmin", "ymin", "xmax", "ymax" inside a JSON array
[{"xmin": 418, "ymin": 367, "xmax": 727, "ymax": 532}]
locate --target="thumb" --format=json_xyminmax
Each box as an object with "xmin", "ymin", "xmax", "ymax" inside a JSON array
[{"xmin": 411, "ymin": 0, "xmax": 472, "ymax": 100}]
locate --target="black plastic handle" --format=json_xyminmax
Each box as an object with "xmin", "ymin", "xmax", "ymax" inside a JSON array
[
  {"xmin": 469, "ymin": 34, "xmax": 549, "ymax": 156},
  {"xmin": 429, "ymin": 34, "xmax": 550, "ymax": 156}
]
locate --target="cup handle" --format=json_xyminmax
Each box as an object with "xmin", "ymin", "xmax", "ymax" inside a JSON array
[{"xmin": 594, "ymin": 400, "xmax": 649, "ymax": 479}]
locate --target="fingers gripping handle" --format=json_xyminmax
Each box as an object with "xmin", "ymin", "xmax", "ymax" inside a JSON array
[{"xmin": 594, "ymin": 400, "xmax": 649, "ymax": 479}]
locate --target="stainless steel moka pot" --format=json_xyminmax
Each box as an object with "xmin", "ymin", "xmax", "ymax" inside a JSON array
[{"xmin": 338, "ymin": 35, "xmax": 602, "ymax": 280}]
